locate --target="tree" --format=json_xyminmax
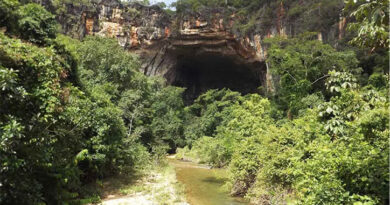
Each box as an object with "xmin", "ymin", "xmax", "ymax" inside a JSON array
[
  {"xmin": 77, "ymin": 36, "xmax": 140, "ymax": 92},
  {"xmin": 17, "ymin": 3, "xmax": 58, "ymax": 44},
  {"xmin": 0, "ymin": 31, "xmax": 81, "ymax": 204},
  {"xmin": 183, "ymin": 89, "xmax": 242, "ymax": 145},
  {"xmin": 0, "ymin": 0, "xmax": 19, "ymax": 28},
  {"xmin": 150, "ymin": 86, "xmax": 186, "ymax": 151},
  {"xmin": 122, "ymin": 0, "xmax": 150, "ymax": 6},
  {"xmin": 265, "ymin": 33, "xmax": 361, "ymax": 116},
  {"xmin": 155, "ymin": 2, "xmax": 166, "ymax": 9},
  {"xmin": 346, "ymin": 0, "xmax": 389, "ymax": 51}
]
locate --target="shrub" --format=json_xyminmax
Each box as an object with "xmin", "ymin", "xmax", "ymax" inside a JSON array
[
  {"xmin": 0, "ymin": 0, "xmax": 19, "ymax": 29},
  {"xmin": 368, "ymin": 73, "xmax": 388, "ymax": 89},
  {"xmin": 0, "ymin": 31, "xmax": 78, "ymax": 204},
  {"xmin": 17, "ymin": 3, "xmax": 58, "ymax": 44}
]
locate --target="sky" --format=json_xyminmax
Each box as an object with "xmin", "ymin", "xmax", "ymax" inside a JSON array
[{"xmin": 150, "ymin": 0, "xmax": 177, "ymax": 7}]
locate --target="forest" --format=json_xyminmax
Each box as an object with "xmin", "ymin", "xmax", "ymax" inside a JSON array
[{"xmin": 0, "ymin": 0, "xmax": 388, "ymax": 204}]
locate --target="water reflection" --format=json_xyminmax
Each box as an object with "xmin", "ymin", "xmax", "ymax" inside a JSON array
[{"xmin": 169, "ymin": 159, "xmax": 248, "ymax": 205}]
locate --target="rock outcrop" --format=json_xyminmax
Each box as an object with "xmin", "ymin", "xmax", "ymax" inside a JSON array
[{"xmin": 48, "ymin": 0, "xmax": 346, "ymax": 100}]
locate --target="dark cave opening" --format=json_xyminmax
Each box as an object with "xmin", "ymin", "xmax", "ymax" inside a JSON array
[{"xmin": 165, "ymin": 52, "xmax": 265, "ymax": 103}]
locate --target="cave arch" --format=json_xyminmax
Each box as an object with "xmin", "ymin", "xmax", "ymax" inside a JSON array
[{"xmin": 163, "ymin": 48, "xmax": 266, "ymax": 103}]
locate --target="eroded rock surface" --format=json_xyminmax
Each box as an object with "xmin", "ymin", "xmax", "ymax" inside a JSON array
[{"xmin": 46, "ymin": 0, "xmax": 346, "ymax": 100}]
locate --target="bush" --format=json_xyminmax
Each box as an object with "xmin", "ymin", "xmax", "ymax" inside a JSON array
[
  {"xmin": 183, "ymin": 89, "xmax": 242, "ymax": 146},
  {"xmin": 0, "ymin": 0, "xmax": 19, "ymax": 29},
  {"xmin": 180, "ymin": 72, "xmax": 388, "ymax": 204},
  {"xmin": 17, "ymin": 3, "xmax": 58, "ymax": 44},
  {"xmin": 265, "ymin": 34, "xmax": 361, "ymax": 117},
  {"xmin": 0, "ymin": 32, "xmax": 155, "ymax": 204},
  {"xmin": 0, "ymin": 31, "xmax": 79, "ymax": 204},
  {"xmin": 368, "ymin": 73, "xmax": 388, "ymax": 89}
]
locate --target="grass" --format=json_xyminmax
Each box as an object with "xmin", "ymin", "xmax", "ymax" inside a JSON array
[
  {"xmin": 99, "ymin": 171, "xmax": 146, "ymax": 198},
  {"xmin": 76, "ymin": 171, "xmax": 145, "ymax": 204},
  {"xmin": 119, "ymin": 184, "xmax": 148, "ymax": 195},
  {"xmin": 152, "ymin": 164, "xmax": 187, "ymax": 204},
  {"xmin": 89, "ymin": 160, "xmax": 188, "ymax": 205}
]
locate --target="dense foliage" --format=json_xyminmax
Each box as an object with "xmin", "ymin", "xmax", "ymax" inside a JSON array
[
  {"xmin": 345, "ymin": 0, "xmax": 389, "ymax": 51},
  {"xmin": 178, "ymin": 73, "xmax": 389, "ymax": 204},
  {"xmin": 264, "ymin": 33, "xmax": 361, "ymax": 117},
  {"xmin": 0, "ymin": 1, "xmax": 184, "ymax": 203},
  {"xmin": 175, "ymin": 2, "xmax": 389, "ymax": 203},
  {"xmin": 0, "ymin": 31, "xmax": 81, "ymax": 204},
  {"xmin": 0, "ymin": 1, "xmax": 57, "ymax": 44},
  {"xmin": 0, "ymin": 0, "xmax": 388, "ymax": 204}
]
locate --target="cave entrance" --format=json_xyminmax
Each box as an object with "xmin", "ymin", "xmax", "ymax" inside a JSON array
[{"xmin": 165, "ymin": 51, "xmax": 265, "ymax": 104}]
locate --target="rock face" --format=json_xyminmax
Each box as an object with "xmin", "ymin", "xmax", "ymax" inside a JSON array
[
  {"xmin": 54, "ymin": 0, "xmax": 270, "ymax": 101},
  {"xmin": 79, "ymin": 0, "xmax": 171, "ymax": 48},
  {"xmin": 52, "ymin": 0, "xmax": 345, "ymax": 101}
]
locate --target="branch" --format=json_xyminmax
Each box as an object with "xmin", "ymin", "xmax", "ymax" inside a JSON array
[
  {"xmin": 286, "ymin": 71, "xmax": 297, "ymax": 83},
  {"xmin": 311, "ymin": 74, "xmax": 330, "ymax": 85}
]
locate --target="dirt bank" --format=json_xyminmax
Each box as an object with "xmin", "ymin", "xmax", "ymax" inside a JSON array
[{"xmin": 101, "ymin": 164, "xmax": 188, "ymax": 205}]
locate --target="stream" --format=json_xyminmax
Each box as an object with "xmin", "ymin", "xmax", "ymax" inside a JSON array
[{"xmin": 169, "ymin": 159, "xmax": 249, "ymax": 205}]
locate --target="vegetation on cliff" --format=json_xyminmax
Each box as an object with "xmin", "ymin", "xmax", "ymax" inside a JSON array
[
  {"xmin": 0, "ymin": 1, "xmax": 183, "ymax": 203},
  {"xmin": 174, "ymin": 0, "xmax": 344, "ymax": 38},
  {"xmin": 0, "ymin": 0, "xmax": 389, "ymax": 204}
]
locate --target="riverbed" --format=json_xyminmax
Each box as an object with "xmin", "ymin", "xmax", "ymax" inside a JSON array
[{"xmin": 169, "ymin": 159, "xmax": 248, "ymax": 205}]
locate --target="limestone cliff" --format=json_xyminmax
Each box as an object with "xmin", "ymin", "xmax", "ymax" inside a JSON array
[{"xmin": 47, "ymin": 0, "xmax": 346, "ymax": 99}]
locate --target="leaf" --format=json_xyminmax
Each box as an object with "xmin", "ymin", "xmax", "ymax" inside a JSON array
[{"xmin": 74, "ymin": 149, "xmax": 89, "ymax": 164}]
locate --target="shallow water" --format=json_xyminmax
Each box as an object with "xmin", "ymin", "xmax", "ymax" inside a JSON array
[{"xmin": 169, "ymin": 159, "xmax": 249, "ymax": 205}]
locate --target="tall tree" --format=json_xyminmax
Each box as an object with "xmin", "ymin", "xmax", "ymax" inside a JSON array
[{"xmin": 346, "ymin": 0, "xmax": 389, "ymax": 51}]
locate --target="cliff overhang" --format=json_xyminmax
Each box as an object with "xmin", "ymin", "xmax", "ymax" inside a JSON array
[{"xmin": 54, "ymin": 0, "xmax": 343, "ymax": 100}]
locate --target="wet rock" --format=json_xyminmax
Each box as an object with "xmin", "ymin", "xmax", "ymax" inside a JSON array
[{"xmin": 230, "ymin": 180, "xmax": 248, "ymax": 197}]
